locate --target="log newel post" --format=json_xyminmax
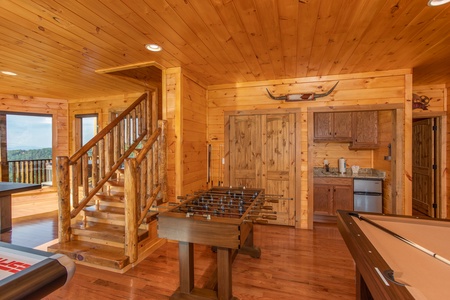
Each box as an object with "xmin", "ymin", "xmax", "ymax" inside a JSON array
[
  {"xmin": 158, "ymin": 120, "xmax": 168, "ymax": 202},
  {"xmin": 124, "ymin": 158, "xmax": 138, "ymax": 263},
  {"xmin": 56, "ymin": 156, "xmax": 71, "ymax": 243}
]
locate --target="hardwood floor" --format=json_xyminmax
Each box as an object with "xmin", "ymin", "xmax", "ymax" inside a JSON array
[
  {"xmin": 0, "ymin": 211, "xmax": 58, "ymax": 248},
  {"xmin": 42, "ymin": 222, "xmax": 354, "ymax": 299},
  {"xmin": 2, "ymin": 191, "xmax": 356, "ymax": 299}
]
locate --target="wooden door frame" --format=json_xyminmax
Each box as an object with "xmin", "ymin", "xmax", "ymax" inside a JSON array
[
  {"xmin": 308, "ymin": 104, "xmax": 410, "ymax": 229},
  {"xmin": 224, "ymin": 109, "xmax": 302, "ymax": 228}
]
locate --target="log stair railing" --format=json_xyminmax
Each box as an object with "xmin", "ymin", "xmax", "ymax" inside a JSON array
[{"xmin": 48, "ymin": 91, "xmax": 168, "ymax": 272}]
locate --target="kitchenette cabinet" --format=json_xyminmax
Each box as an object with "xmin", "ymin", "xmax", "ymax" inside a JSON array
[
  {"xmin": 313, "ymin": 111, "xmax": 379, "ymax": 149},
  {"xmin": 349, "ymin": 111, "xmax": 379, "ymax": 150},
  {"xmin": 313, "ymin": 177, "xmax": 353, "ymax": 216},
  {"xmin": 313, "ymin": 112, "xmax": 352, "ymax": 142}
]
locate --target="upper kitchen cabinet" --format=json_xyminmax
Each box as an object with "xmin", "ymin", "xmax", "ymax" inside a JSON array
[
  {"xmin": 313, "ymin": 112, "xmax": 352, "ymax": 142},
  {"xmin": 349, "ymin": 111, "xmax": 379, "ymax": 150}
]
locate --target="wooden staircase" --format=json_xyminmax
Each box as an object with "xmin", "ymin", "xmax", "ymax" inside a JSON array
[{"xmin": 47, "ymin": 91, "xmax": 168, "ymax": 272}]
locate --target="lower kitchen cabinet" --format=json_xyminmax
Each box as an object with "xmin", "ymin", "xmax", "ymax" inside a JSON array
[{"xmin": 313, "ymin": 177, "xmax": 353, "ymax": 216}]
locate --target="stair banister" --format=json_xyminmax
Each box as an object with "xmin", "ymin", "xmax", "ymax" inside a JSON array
[
  {"xmin": 70, "ymin": 133, "xmax": 146, "ymax": 218},
  {"xmin": 54, "ymin": 91, "xmax": 168, "ymax": 269},
  {"xmin": 69, "ymin": 93, "xmax": 148, "ymax": 164},
  {"xmin": 124, "ymin": 120, "xmax": 167, "ymax": 263}
]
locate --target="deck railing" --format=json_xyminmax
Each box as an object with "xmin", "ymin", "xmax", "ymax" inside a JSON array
[{"xmin": 8, "ymin": 159, "xmax": 52, "ymax": 185}]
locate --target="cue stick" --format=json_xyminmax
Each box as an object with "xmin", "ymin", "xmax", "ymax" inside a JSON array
[{"xmin": 349, "ymin": 212, "xmax": 450, "ymax": 266}]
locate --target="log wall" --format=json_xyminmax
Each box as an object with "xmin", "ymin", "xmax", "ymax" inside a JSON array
[
  {"xmin": 0, "ymin": 94, "xmax": 68, "ymax": 183},
  {"xmin": 207, "ymin": 70, "xmax": 412, "ymax": 228}
]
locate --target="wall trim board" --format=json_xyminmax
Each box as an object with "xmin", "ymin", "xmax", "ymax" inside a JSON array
[
  {"xmin": 208, "ymin": 69, "xmax": 412, "ymax": 91},
  {"xmin": 308, "ymin": 103, "xmax": 403, "ymax": 113}
]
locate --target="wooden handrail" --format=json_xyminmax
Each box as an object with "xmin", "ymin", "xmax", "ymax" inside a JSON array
[
  {"xmin": 70, "ymin": 132, "xmax": 146, "ymax": 218},
  {"xmin": 69, "ymin": 93, "xmax": 147, "ymax": 163},
  {"xmin": 135, "ymin": 127, "xmax": 161, "ymax": 164}
]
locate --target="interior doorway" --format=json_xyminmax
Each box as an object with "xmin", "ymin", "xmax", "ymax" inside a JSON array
[{"xmin": 412, "ymin": 117, "xmax": 442, "ymax": 218}]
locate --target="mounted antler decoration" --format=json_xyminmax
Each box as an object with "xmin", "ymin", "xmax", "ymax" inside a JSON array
[
  {"xmin": 266, "ymin": 81, "xmax": 339, "ymax": 101},
  {"xmin": 412, "ymin": 93, "xmax": 431, "ymax": 110}
]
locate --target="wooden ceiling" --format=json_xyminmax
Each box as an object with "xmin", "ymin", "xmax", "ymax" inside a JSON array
[{"xmin": 0, "ymin": 0, "xmax": 449, "ymax": 100}]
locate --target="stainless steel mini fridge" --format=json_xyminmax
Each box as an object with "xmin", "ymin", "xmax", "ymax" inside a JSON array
[{"xmin": 353, "ymin": 178, "xmax": 383, "ymax": 213}]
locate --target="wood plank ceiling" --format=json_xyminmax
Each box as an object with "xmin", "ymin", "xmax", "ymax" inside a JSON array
[{"xmin": 0, "ymin": 0, "xmax": 449, "ymax": 100}]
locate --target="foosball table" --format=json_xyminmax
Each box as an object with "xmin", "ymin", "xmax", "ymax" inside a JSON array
[{"xmin": 157, "ymin": 186, "xmax": 278, "ymax": 300}]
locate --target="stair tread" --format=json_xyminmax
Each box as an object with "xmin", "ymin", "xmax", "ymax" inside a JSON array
[
  {"xmin": 95, "ymin": 192, "xmax": 124, "ymax": 202},
  {"xmin": 72, "ymin": 221, "xmax": 145, "ymax": 233},
  {"xmin": 106, "ymin": 180, "xmax": 124, "ymax": 187},
  {"xmin": 72, "ymin": 222, "xmax": 148, "ymax": 243},
  {"xmin": 47, "ymin": 240, "xmax": 129, "ymax": 270},
  {"xmin": 48, "ymin": 240, "xmax": 126, "ymax": 259},
  {"xmin": 84, "ymin": 205, "xmax": 125, "ymax": 215}
]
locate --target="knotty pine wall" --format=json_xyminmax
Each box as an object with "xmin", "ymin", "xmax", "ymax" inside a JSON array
[
  {"xmin": 374, "ymin": 111, "xmax": 394, "ymax": 214},
  {"xmin": 448, "ymin": 86, "xmax": 450, "ymax": 217},
  {"xmin": 413, "ymin": 84, "xmax": 447, "ymax": 113},
  {"xmin": 207, "ymin": 70, "xmax": 412, "ymax": 228},
  {"xmin": 164, "ymin": 68, "xmax": 208, "ymax": 202},
  {"xmin": 0, "ymin": 94, "xmax": 68, "ymax": 184}
]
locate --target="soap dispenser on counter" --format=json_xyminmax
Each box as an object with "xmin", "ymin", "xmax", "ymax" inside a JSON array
[
  {"xmin": 338, "ymin": 157, "xmax": 346, "ymax": 174},
  {"xmin": 323, "ymin": 159, "xmax": 330, "ymax": 173}
]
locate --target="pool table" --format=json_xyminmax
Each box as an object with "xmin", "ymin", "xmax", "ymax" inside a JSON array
[{"xmin": 337, "ymin": 210, "xmax": 450, "ymax": 300}]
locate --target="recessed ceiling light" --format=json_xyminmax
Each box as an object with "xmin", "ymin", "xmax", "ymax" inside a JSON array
[
  {"xmin": 145, "ymin": 44, "xmax": 162, "ymax": 52},
  {"xmin": 428, "ymin": 0, "xmax": 450, "ymax": 6},
  {"xmin": 1, "ymin": 71, "xmax": 17, "ymax": 76}
]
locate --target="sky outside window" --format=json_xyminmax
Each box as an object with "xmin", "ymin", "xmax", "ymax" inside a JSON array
[
  {"xmin": 81, "ymin": 116, "xmax": 97, "ymax": 145},
  {"xmin": 7, "ymin": 115, "xmax": 52, "ymax": 150}
]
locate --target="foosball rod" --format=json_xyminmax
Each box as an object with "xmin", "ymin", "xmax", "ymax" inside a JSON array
[
  {"xmin": 182, "ymin": 202, "xmax": 273, "ymax": 211},
  {"xmin": 180, "ymin": 195, "xmax": 269, "ymax": 205},
  {"xmin": 186, "ymin": 196, "xmax": 274, "ymax": 206},
  {"xmin": 177, "ymin": 207, "xmax": 277, "ymax": 219},
  {"xmin": 189, "ymin": 191, "xmax": 293, "ymax": 201}
]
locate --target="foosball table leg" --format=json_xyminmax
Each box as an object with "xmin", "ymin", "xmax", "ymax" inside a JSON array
[
  {"xmin": 217, "ymin": 247, "xmax": 233, "ymax": 300},
  {"xmin": 239, "ymin": 225, "xmax": 261, "ymax": 258},
  {"xmin": 178, "ymin": 241, "xmax": 194, "ymax": 294}
]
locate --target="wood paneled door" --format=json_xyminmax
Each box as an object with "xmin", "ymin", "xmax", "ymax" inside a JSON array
[
  {"xmin": 412, "ymin": 118, "xmax": 435, "ymax": 217},
  {"xmin": 225, "ymin": 113, "xmax": 296, "ymax": 226}
]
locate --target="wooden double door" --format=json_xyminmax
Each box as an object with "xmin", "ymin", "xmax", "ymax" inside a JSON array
[{"xmin": 225, "ymin": 113, "xmax": 296, "ymax": 226}]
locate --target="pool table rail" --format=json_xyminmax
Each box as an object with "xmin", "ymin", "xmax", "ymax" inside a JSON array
[{"xmin": 337, "ymin": 210, "xmax": 415, "ymax": 300}]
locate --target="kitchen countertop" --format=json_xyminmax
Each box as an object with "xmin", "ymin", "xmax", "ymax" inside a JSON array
[{"xmin": 313, "ymin": 167, "xmax": 385, "ymax": 179}]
